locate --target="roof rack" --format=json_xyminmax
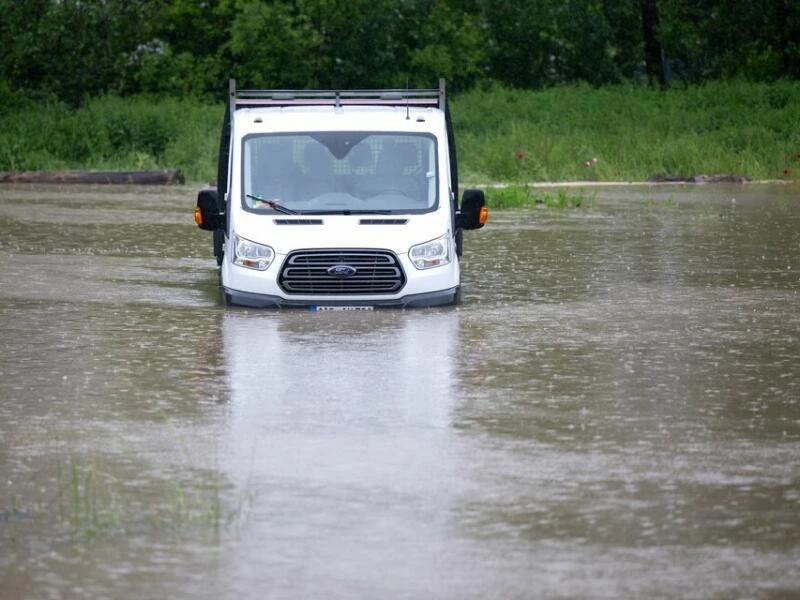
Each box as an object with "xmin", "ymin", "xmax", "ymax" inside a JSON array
[{"xmin": 230, "ymin": 78, "xmax": 446, "ymax": 111}]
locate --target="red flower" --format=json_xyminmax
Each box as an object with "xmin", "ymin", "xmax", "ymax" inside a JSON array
[{"xmin": 515, "ymin": 151, "xmax": 524, "ymax": 160}]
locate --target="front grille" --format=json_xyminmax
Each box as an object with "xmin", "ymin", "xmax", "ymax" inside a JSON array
[{"xmin": 279, "ymin": 249, "xmax": 406, "ymax": 295}]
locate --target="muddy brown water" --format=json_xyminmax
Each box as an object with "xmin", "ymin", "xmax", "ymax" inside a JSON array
[{"xmin": 1, "ymin": 183, "xmax": 798, "ymax": 599}]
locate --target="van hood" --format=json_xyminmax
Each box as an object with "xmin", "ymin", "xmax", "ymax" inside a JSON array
[{"xmin": 232, "ymin": 213, "xmax": 449, "ymax": 256}]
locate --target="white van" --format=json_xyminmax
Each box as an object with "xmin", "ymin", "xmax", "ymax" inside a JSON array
[{"xmin": 195, "ymin": 79, "xmax": 487, "ymax": 309}]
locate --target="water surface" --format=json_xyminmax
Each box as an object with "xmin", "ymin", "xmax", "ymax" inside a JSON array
[{"xmin": 1, "ymin": 183, "xmax": 798, "ymax": 599}]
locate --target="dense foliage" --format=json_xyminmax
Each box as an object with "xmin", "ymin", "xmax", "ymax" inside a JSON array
[
  {"xmin": 2, "ymin": 81, "xmax": 797, "ymax": 183},
  {"xmin": 0, "ymin": 0, "xmax": 798, "ymax": 106}
]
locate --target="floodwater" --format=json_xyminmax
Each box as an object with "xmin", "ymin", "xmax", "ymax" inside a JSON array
[{"xmin": 1, "ymin": 183, "xmax": 799, "ymax": 599}]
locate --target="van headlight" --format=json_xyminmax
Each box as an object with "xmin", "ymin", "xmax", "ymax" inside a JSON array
[
  {"xmin": 232, "ymin": 234, "xmax": 274, "ymax": 271},
  {"xmin": 409, "ymin": 232, "xmax": 451, "ymax": 270}
]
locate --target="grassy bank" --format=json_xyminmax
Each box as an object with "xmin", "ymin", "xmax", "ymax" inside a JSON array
[
  {"xmin": 0, "ymin": 96, "xmax": 221, "ymax": 184},
  {"xmin": 454, "ymin": 80, "xmax": 800, "ymax": 184},
  {"xmin": 1, "ymin": 80, "xmax": 798, "ymax": 185}
]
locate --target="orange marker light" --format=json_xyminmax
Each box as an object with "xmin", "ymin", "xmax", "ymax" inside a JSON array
[
  {"xmin": 194, "ymin": 207, "xmax": 203, "ymax": 227},
  {"xmin": 479, "ymin": 205, "xmax": 489, "ymax": 226}
]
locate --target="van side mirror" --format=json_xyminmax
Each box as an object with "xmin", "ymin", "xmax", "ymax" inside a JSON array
[
  {"xmin": 195, "ymin": 189, "xmax": 224, "ymax": 231},
  {"xmin": 457, "ymin": 189, "xmax": 488, "ymax": 230}
]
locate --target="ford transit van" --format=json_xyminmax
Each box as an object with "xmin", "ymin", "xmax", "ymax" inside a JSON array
[{"xmin": 195, "ymin": 79, "xmax": 486, "ymax": 309}]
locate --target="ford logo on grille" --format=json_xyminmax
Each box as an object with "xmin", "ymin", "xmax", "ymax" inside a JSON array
[{"xmin": 327, "ymin": 264, "xmax": 357, "ymax": 278}]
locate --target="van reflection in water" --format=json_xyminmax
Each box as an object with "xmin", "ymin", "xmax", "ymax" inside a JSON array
[
  {"xmin": 215, "ymin": 310, "xmax": 464, "ymax": 594},
  {"xmin": 220, "ymin": 309, "xmax": 459, "ymax": 459}
]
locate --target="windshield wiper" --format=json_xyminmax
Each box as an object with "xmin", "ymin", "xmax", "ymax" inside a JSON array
[{"xmin": 246, "ymin": 193, "xmax": 298, "ymax": 215}]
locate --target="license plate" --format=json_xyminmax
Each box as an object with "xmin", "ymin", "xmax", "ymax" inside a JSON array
[{"xmin": 310, "ymin": 305, "xmax": 374, "ymax": 312}]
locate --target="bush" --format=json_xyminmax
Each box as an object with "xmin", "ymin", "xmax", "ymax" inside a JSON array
[
  {"xmin": 1, "ymin": 81, "xmax": 798, "ymax": 184},
  {"xmin": 453, "ymin": 80, "xmax": 800, "ymax": 183},
  {"xmin": 0, "ymin": 96, "xmax": 221, "ymax": 181},
  {"xmin": 486, "ymin": 185, "xmax": 593, "ymax": 209}
]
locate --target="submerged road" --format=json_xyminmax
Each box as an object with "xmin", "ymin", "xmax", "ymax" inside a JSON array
[{"xmin": 1, "ymin": 183, "xmax": 799, "ymax": 598}]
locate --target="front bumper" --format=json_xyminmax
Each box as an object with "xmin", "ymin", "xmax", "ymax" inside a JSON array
[{"xmin": 223, "ymin": 286, "xmax": 459, "ymax": 309}]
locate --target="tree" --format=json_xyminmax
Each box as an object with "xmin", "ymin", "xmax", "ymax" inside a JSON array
[
  {"xmin": 779, "ymin": 0, "xmax": 800, "ymax": 78},
  {"xmin": 478, "ymin": 0, "xmax": 642, "ymax": 88},
  {"xmin": 224, "ymin": 0, "xmax": 325, "ymax": 89},
  {"xmin": 642, "ymin": 0, "xmax": 665, "ymax": 86},
  {"xmin": 0, "ymin": 0, "xmax": 159, "ymax": 105},
  {"xmin": 1, "ymin": 0, "xmax": 797, "ymax": 106}
]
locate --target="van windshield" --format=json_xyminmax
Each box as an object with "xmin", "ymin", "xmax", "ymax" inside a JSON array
[{"xmin": 242, "ymin": 132, "xmax": 437, "ymax": 214}]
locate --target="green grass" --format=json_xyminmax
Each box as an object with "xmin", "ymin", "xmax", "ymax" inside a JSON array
[
  {"xmin": 2, "ymin": 457, "xmax": 248, "ymax": 541},
  {"xmin": 0, "ymin": 96, "xmax": 221, "ymax": 183},
  {"xmin": 485, "ymin": 185, "xmax": 594, "ymax": 209},
  {"xmin": 57, "ymin": 458, "xmax": 244, "ymax": 538},
  {"xmin": 1, "ymin": 80, "xmax": 798, "ymax": 184},
  {"xmin": 453, "ymin": 79, "xmax": 800, "ymax": 184}
]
